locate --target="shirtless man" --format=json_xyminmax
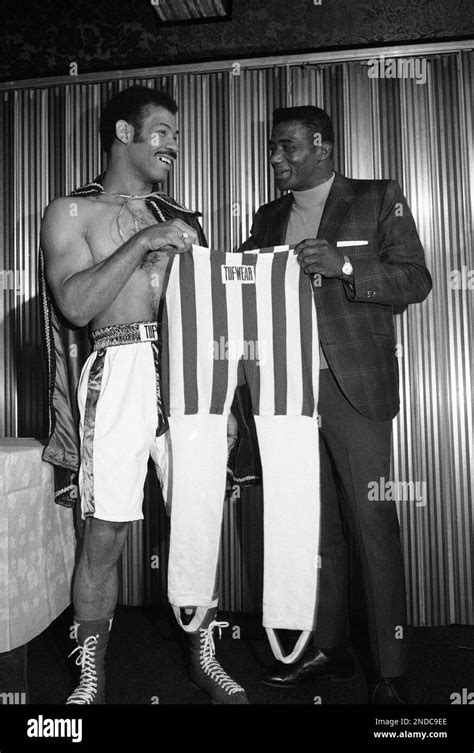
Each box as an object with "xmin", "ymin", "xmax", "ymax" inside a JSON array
[{"xmin": 40, "ymin": 86, "xmax": 246, "ymax": 705}]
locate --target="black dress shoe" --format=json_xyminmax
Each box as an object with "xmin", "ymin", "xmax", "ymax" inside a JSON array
[
  {"xmin": 262, "ymin": 646, "xmax": 354, "ymax": 688},
  {"xmin": 369, "ymin": 676, "xmax": 408, "ymax": 704}
]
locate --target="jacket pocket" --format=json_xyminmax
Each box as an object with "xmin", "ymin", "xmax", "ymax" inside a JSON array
[{"xmin": 369, "ymin": 331, "xmax": 396, "ymax": 351}]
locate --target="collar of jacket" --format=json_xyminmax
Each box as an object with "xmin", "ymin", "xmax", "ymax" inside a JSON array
[{"xmin": 266, "ymin": 172, "xmax": 355, "ymax": 247}]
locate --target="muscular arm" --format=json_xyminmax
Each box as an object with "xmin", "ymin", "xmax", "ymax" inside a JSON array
[{"xmin": 40, "ymin": 198, "xmax": 196, "ymax": 327}]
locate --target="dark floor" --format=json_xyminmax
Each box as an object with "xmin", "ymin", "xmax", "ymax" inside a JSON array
[{"xmin": 26, "ymin": 605, "xmax": 474, "ymax": 706}]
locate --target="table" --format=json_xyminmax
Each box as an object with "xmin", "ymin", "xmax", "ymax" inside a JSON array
[{"xmin": 0, "ymin": 439, "xmax": 75, "ymax": 702}]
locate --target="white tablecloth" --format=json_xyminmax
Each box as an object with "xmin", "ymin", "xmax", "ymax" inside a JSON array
[{"xmin": 0, "ymin": 439, "xmax": 75, "ymax": 652}]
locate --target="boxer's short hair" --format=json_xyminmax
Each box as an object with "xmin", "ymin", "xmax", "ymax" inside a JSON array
[
  {"xmin": 100, "ymin": 85, "xmax": 178, "ymax": 154},
  {"xmin": 272, "ymin": 106, "xmax": 334, "ymax": 146}
]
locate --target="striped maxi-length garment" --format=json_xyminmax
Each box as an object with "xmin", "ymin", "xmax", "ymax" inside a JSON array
[{"xmin": 160, "ymin": 244, "xmax": 321, "ymax": 660}]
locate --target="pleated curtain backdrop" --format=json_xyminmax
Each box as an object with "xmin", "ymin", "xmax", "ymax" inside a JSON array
[{"xmin": 0, "ymin": 44, "xmax": 472, "ymax": 625}]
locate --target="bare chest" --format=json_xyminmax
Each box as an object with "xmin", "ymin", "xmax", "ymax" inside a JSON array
[
  {"xmin": 84, "ymin": 199, "xmax": 160, "ymax": 262},
  {"xmin": 83, "ymin": 198, "xmax": 166, "ymax": 318}
]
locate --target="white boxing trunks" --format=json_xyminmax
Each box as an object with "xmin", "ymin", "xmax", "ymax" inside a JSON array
[{"xmin": 77, "ymin": 321, "xmax": 169, "ymax": 522}]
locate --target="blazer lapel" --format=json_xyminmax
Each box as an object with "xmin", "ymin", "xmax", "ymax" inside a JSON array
[
  {"xmin": 268, "ymin": 194, "xmax": 293, "ymax": 246},
  {"xmin": 317, "ymin": 172, "xmax": 354, "ymax": 246},
  {"xmin": 269, "ymin": 174, "xmax": 354, "ymax": 247},
  {"xmin": 310, "ymin": 173, "xmax": 354, "ymax": 309}
]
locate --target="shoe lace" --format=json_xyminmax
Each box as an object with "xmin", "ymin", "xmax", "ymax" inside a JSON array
[
  {"xmin": 66, "ymin": 635, "xmax": 99, "ymax": 703},
  {"xmin": 199, "ymin": 620, "xmax": 244, "ymax": 695}
]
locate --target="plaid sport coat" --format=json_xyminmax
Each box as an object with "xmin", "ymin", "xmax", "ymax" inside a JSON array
[{"xmin": 238, "ymin": 172, "xmax": 432, "ymax": 421}]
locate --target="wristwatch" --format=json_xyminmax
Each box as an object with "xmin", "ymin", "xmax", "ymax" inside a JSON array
[{"xmin": 341, "ymin": 254, "xmax": 353, "ymax": 277}]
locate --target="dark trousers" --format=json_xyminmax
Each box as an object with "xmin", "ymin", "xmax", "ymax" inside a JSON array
[{"xmin": 313, "ymin": 368, "xmax": 407, "ymax": 678}]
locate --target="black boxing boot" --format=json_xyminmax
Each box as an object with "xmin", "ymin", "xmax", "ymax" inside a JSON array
[
  {"xmin": 176, "ymin": 606, "xmax": 248, "ymax": 704},
  {"xmin": 65, "ymin": 617, "xmax": 112, "ymax": 704}
]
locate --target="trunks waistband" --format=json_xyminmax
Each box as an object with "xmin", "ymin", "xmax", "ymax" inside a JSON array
[{"xmin": 91, "ymin": 321, "xmax": 159, "ymax": 351}]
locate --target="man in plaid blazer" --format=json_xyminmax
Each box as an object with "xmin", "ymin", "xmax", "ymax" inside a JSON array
[{"xmin": 239, "ymin": 106, "xmax": 432, "ymax": 703}]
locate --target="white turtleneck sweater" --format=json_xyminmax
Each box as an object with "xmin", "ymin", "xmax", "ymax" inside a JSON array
[{"xmin": 285, "ymin": 172, "xmax": 335, "ymax": 369}]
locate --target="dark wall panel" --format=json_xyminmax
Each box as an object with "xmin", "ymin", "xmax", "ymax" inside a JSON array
[{"xmin": 1, "ymin": 0, "xmax": 473, "ymax": 82}]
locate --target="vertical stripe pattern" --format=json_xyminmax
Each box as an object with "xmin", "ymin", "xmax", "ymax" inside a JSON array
[
  {"xmin": 179, "ymin": 253, "xmax": 199, "ymax": 414},
  {"xmin": 210, "ymin": 249, "xmax": 230, "ymax": 413},
  {"xmin": 0, "ymin": 47, "xmax": 471, "ymax": 624},
  {"xmin": 271, "ymin": 254, "xmax": 287, "ymax": 415},
  {"xmin": 162, "ymin": 246, "xmax": 318, "ymax": 420},
  {"xmin": 240, "ymin": 253, "xmax": 259, "ymax": 410}
]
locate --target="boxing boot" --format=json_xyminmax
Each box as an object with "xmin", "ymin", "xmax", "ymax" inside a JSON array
[
  {"xmin": 65, "ymin": 617, "xmax": 112, "ymax": 704},
  {"xmin": 178, "ymin": 606, "xmax": 248, "ymax": 704}
]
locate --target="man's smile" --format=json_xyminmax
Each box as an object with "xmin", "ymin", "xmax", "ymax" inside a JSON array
[{"xmin": 155, "ymin": 151, "xmax": 177, "ymax": 168}]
